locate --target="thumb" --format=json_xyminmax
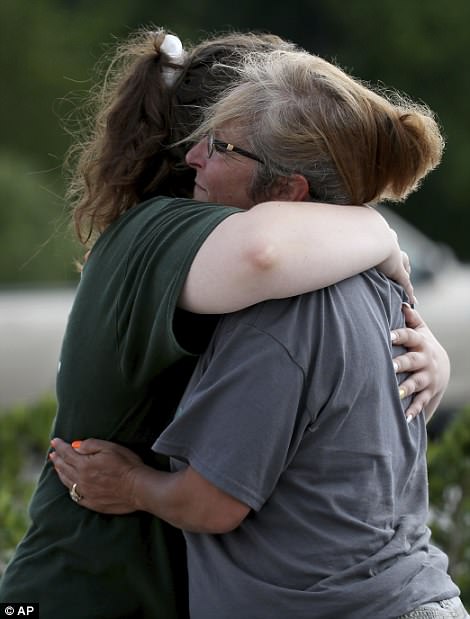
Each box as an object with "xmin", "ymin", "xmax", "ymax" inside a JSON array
[
  {"xmin": 402, "ymin": 303, "xmax": 424, "ymax": 329},
  {"xmin": 71, "ymin": 437, "xmax": 106, "ymax": 455}
]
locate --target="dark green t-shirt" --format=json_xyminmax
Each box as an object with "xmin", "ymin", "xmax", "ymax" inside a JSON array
[{"xmin": 0, "ymin": 197, "xmax": 240, "ymax": 619}]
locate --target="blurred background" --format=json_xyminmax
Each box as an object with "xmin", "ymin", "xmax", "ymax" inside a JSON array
[{"xmin": 1, "ymin": 0, "xmax": 469, "ymax": 596}]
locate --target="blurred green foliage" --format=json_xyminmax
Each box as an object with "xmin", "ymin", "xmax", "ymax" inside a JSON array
[
  {"xmin": 428, "ymin": 406, "xmax": 470, "ymax": 601},
  {"xmin": 0, "ymin": 397, "xmax": 469, "ymax": 606},
  {"xmin": 0, "ymin": 396, "xmax": 56, "ymax": 570},
  {"xmin": 0, "ymin": 152, "xmax": 79, "ymax": 283},
  {"xmin": 1, "ymin": 0, "xmax": 469, "ymax": 286}
]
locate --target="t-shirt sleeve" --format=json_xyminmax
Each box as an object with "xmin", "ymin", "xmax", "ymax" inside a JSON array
[
  {"xmin": 153, "ymin": 318, "xmax": 306, "ymax": 511},
  {"xmin": 112, "ymin": 198, "xmax": 240, "ymax": 386}
]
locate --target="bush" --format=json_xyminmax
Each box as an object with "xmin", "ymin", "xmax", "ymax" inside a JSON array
[
  {"xmin": 0, "ymin": 396, "xmax": 56, "ymax": 571},
  {"xmin": 427, "ymin": 405, "xmax": 470, "ymax": 605}
]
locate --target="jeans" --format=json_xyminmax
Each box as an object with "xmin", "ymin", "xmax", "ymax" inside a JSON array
[{"xmin": 398, "ymin": 597, "xmax": 470, "ymax": 619}]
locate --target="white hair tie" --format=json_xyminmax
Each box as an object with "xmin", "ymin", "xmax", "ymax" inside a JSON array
[{"xmin": 160, "ymin": 34, "xmax": 185, "ymax": 86}]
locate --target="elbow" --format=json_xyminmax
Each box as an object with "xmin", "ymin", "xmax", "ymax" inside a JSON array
[
  {"xmin": 206, "ymin": 504, "xmax": 250, "ymax": 534},
  {"xmin": 242, "ymin": 200, "xmax": 297, "ymax": 276},
  {"xmin": 179, "ymin": 502, "xmax": 250, "ymax": 534},
  {"xmin": 245, "ymin": 233, "xmax": 280, "ymax": 274},
  {"xmin": 169, "ymin": 466, "xmax": 251, "ymax": 533}
]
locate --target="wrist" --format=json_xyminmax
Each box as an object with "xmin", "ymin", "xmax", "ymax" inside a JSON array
[{"xmin": 126, "ymin": 463, "xmax": 151, "ymax": 512}]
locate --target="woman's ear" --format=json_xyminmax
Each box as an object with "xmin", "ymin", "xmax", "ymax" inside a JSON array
[{"xmin": 270, "ymin": 174, "xmax": 310, "ymax": 201}]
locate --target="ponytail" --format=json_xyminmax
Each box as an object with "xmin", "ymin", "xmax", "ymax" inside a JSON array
[{"xmin": 66, "ymin": 28, "xmax": 189, "ymax": 244}]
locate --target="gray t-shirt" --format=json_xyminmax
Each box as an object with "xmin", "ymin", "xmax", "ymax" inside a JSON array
[{"xmin": 154, "ymin": 269, "xmax": 458, "ymax": 619}]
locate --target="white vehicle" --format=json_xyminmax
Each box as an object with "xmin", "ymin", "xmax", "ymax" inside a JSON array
[{"xmin": 379, "ymin": 206, "xmax": 470, "ymax": 434}]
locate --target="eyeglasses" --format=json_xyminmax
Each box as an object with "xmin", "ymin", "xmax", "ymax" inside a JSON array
[{"xmin": 207, "ymin": 133, "xmax": 264, "ymax": 164}]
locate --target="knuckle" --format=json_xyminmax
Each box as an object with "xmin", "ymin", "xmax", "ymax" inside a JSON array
[
  {"xmin": 408, "ymin": 351, "xmax": 422, "ymax": 366},
  {"xmin": 406, "ymin": 404, "xmax": 419, "ymax": 418},
  {"xmin": 401, "ymin": 329, "xmax": 416, "ymax": 344},
  {"xmin": 396, "ymin": 355, "xmax": 410, "ymax": 371},
  {"xmin": 401, "ymin": 378, "xmax": 415, "ymax": 395},
  {"xmin": 412, "ymin": 371, "xmax": 430, "ymax": 391},
  {"xmin": 410, "ymin": 394, "xmax": 429, "ymax": 415},
  {"xmin": 410, "ymin": 396, "xmax": 426, "ymax": 414},
  {"xmin": 418, "ymin": 393, "xmax": 431, "ymax": 408},
  {"xmin": 393, "ymin": 328, "xmax": 406, "ymax": 341}
]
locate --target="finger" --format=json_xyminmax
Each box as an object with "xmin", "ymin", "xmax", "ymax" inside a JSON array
[
  {"xmin": 72, "ymin": 439, "xmax": 144, "ymax": 465},
  {"xmin": 401, "ymin": 250, "xmax": 411, "ymax": 275},
  {"xmin": 49, "ymin": 452, "xmax": 74, "ymax": 490},
  {"xmin": 401, "ymin": 276, "xmax": 415, "ymax": 308},
  {"xmin": 402, "ymin": 304, "xmax": 424, "ymax": 329},
  {"xmin": 50, "ymin": 454, "xmax": 99, "ymax": 511},
  {"xmin": 51, "ymin": 438, "xmax": 83, "ymax": 464},
  {"xmin": 49, "ymin": 453, "xmax": 120, "ymax": 513},
  {"xmin": 49, "ymin": 449, "xmax": 91, "ymax": 498},
  {"xmin": 55, "ymin": 466, "xmax": 73, "ymax": 492},
  {"xmin": 70, "ymin": 438, "xmax": 109, "ymax": 455},
  {"xmin": 403, "ymin": 391, "xmax": 430, "ymax": 420},
  {"xmin": 393, "ymin": 268, "xmax": 414, "ymax": 307},
  {"xmin": 398, "ymin": 370, "xmax": 430, "ymax": 398},
  {"xmin": 51, "ymin": 437, "xmax": 105, "ymax": 457},
  {"xmin": 391, "ymin": 326, "xmax": 423, "ymax": 348},
  {"xmin": 393, "ymin": 351, "xmax": 426, "ymax": 374}
]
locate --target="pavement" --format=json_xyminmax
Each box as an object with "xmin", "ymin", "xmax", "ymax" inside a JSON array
[{"xmin": 0, "ymin": 287, "xmax": 76, "ymax": 409}]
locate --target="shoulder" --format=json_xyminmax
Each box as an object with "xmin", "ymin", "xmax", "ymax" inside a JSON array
[
  {"xmin": 136, "ymin": 196, "xmax": 241, "ymax": 222},
  {"xmin": 99, "ymin": 196, "xmax": 240, "ymax": 239},
  {"xmin": 91, "ymin": 197, "xmax": 241, "ymax": 262}
]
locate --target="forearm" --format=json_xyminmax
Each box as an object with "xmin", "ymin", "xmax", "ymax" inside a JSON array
[
  {"xmin": 128, "ymin": 465, "xmax": 192, "ymax": 529},
  {"xmin": 180, "ymin": 201, "xmax": 402, "ymax": 313},
  {"xmin": 129, "ymin": 463, "xmax": 249, "ymax": 533}
]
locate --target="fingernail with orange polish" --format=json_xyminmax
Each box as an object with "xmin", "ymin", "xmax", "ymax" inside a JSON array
[{"xmin": 72, "ymin": 441, "xmax": 82, "ymax": 449}]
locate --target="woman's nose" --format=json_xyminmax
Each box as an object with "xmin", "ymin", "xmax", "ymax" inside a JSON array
[{"xmin": 185, "ymin": 138, "xmax": 207, "ymax": 168}]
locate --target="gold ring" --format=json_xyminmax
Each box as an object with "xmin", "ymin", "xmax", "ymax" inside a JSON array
[{"xmin": 69, "ymin": 482, "xmax": 83, "ymax": 503}]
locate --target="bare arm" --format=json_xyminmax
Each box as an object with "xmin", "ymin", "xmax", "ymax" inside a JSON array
[
  {"xmin": 179, "ymin": 201, "xmax": 412, "ymax": 313},
  {"xmin": 50, "ymin": 439, "xmax": 250, "ymax": 534}
]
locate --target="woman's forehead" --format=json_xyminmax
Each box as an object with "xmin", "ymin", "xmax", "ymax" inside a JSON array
[{"xmin": 214, "ymin": 121, "xmax": 248, "ymax": 144}]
